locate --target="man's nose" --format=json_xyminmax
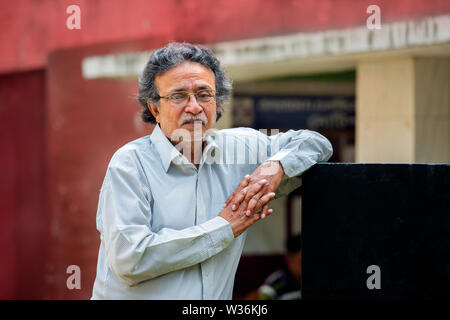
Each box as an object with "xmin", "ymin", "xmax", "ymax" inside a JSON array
[{"xmin": 184, "ymin": 94, "xmax": 203, "ymax": 114}]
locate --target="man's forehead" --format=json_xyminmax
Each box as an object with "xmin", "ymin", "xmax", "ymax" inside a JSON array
[
  {"xmin": 168, "ymin": 84, "xmax": 213, "ymax": 93},
  {"xmin": 155, "ymin": 62, "xmax": 216, "ymax": 91}
]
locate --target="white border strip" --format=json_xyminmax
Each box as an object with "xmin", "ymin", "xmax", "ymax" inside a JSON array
[{"xmin": 82, "ymin": 15, "xmax": 450, "ymax": 79}]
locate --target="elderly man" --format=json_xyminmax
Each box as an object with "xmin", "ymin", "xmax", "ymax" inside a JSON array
[{"xmin": 91, "ymin": 42, "xmax": 332, "ymax": 299}]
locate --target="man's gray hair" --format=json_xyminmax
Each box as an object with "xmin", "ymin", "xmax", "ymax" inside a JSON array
[{"xmin": 137, "ymin": 42, "xmax": 232, "ymax": 124}]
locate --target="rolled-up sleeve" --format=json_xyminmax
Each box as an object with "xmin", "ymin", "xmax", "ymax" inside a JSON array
[
  {"xmin": 263, "ymin": 129, "xmax": 333, "ymax": 197},
  {"xmin": 267, "ymin": 129, "xmax": 333, "ymax": 176},
  {"xmin": 98, "ymin": 150, "xmax": 234, "ymax": 287}
]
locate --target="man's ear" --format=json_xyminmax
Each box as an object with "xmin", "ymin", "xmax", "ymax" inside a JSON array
[{"xmin": 147, "ymin": 101, "xmax": 160, "ymax": 123}]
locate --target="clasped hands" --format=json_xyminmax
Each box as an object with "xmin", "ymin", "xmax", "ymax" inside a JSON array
[{"xmin": 218, "ymin": 161, "xmax": 284, "ymax": 238}]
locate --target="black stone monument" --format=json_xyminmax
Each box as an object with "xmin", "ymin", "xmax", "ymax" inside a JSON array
[{"xmin": 302, "ymin": 163, "xmax": 450, "ymax": 299}]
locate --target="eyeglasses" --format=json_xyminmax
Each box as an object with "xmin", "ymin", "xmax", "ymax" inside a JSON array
[{"xmin": 157, "ymin": 89, "xmax": 216, "ymax": 107}]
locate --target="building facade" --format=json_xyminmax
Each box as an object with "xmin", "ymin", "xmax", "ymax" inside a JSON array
[{"xmin": 1, "ymin": 0, "xmax": 449, "ymax": 299}]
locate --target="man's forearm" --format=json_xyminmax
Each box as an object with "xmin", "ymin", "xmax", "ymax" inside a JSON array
[
  {"xmin": 269, "ymin": 129, "xmax": 333, "ymax": 177},
  {"xmin": 224, "ymin": 129, "xmax": 333, "ymax": 212},
  {"xmin": 104, "ymin": 216, "xmax": 233, "ymax": 286}
]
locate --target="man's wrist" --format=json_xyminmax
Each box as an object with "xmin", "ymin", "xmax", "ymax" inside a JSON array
[{"xmin": 262, "ymin": 160, "xmax": 285, "ymax": 177}]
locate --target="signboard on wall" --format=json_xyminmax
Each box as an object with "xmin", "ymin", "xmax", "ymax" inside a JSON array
[{"xmin": 233, "ymin": 95, "xmax": 355, "ymax": 131}]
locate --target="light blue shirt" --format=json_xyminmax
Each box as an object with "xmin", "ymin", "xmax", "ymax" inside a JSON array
[{"xmin": 91, "ymin": 124, "xmax": 332, "ymax": 299}]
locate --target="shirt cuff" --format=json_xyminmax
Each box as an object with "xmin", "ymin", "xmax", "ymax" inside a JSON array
[
  {"xmin": 266, "ymin": 148, "xmax": 292, "ymax": 162},
  {"xmin": 265, "ymin": 149, "xmax": 295, "ymax": 178},
  {"xmin": 200, "ymin": 216, "xmax": 234, "ymax": 256},
  {"xmin": 268, "ymin": 149, "xmax": 307, "ymax": 178}
]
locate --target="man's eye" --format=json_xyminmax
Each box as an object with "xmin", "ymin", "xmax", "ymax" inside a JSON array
[
  {"xmin": 171, "ymin": 94, "xmax": 186, "ymax": 100},
  {"xmin": 198, "ymin": 92, "xmax": 213, "ymax": 98}
]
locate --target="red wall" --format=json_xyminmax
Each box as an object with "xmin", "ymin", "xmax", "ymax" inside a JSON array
[
  {"xmin": 0, "ymin": 70, "xmax": 46, "ymax": 299},
  {"xmin": 0, "ymin": 38, "xmax": 161, "ymax": 299},
  {"xmin": 1, "ymin": 0, "xmax": 450, "ymax": 300},
  {"xmin": 1, "ymin": 0, "xmax": 450, "ymax": 74},
  {"xmin": 43, "ymin": 38, "xmax": 160, "ymax": 299}
]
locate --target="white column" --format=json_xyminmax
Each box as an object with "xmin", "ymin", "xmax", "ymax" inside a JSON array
[{"xmin": 356, "ymin": 57, "xmax": 449, "ymax": 163}]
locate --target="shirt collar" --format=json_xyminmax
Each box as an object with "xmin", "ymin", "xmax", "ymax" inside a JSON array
[
  {"xmin": 150, "ymin": 124, "xmax": 221, "ymax": 172},
  {"xmin": 150, "ymin": 124, "xmax": 182, "ymax": 172},
  {"xmin": 203, "ymin": 131, "xmax": 220, "ymax": 161}
]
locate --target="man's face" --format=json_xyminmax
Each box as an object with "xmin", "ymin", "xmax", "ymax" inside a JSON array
[{"xmin": 149, "ymin": 61, "xmax": 217, "ymax": 143}]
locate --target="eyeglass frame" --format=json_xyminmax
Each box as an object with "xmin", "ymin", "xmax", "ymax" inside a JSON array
[{"xmin": 155, "ymin": 89, "xmax": 217, "ymax": 106}]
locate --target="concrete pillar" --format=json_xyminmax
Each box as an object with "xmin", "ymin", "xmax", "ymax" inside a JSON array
[
  {"xmin": 414, "ymin": 58, "xmax": 450, "ymax": 163},
  {"xmin": 356, "ymin": 57, "xmax": 449, "ymax": 163}
]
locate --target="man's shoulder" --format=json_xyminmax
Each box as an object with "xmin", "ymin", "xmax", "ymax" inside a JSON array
[
  {"xmin": 218, "ymin": 126, "xmax": 258, "ymax": 134},
  {"xmin": 215, "ymin": 126, "xmax": 264, "ymax": 141},
  {"xmin": 109, "ymin": 135, "xmax": 152, "ymax": 167}
]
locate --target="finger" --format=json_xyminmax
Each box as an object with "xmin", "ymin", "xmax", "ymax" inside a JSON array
[
  {"xmin": 251, "ymin": 212, "xmax": 261, "ymax": 222},
  {"xmin": 246, "ymin": 189, "xmax": 266, "ymax": 214},
  {"xmin": 231, "ymin": 186, "xmax": 252, "ymax": 211},
  {"xmin": 243, "ymin": 180, "xmax": 270, "ymax": 214},
  {"xmin": 260, "ymin": 204, "xmax": 273, "ymax": 219},
  {"xmin": 225, "ymin": 175, "xmax": 250, "ymax": 208},
  {"xmin": 246, "ymin": 190, "xmax": 275, "ymax": 216},
  {"xmin": 243, "ymin": 179, "xmax": 268, "ymax": 204},
  {"xmin": 222, "ymin": 191, "xmax": 236, "ymax": 208},
  {"xmin": 223, "ymin": 192, "xmax": 234, "ymax": 208},
  {"xmin": 260, "ymin": 204, "xmax": 269, "ymax": 218},
  {"xmin": 241, "ymin": 174, "xmax": 251, "ymax": 187},
  {"xmin": 256, "ymin": 192, "xmax": 276, "ymax": 211}
]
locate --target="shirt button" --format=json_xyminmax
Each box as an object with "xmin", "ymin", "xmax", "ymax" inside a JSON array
[{"xmin": 205, "ymin": 272, "xmax": 209, "ymax": 277}]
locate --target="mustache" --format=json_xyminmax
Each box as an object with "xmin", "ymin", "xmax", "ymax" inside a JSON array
[{"xmin": 178, "ymin": 114, "xmax": 209, "ymax": 127}]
